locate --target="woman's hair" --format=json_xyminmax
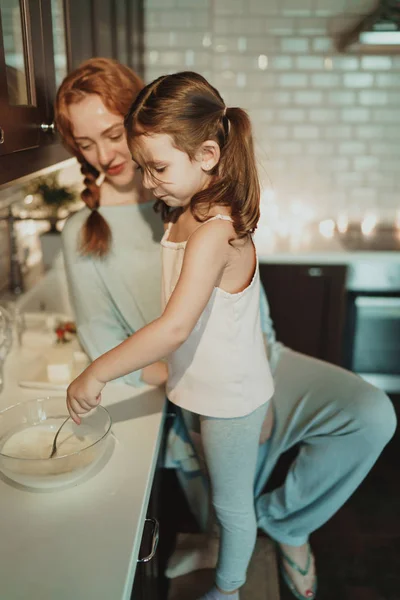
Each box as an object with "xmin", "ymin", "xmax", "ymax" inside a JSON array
[
  {"xmin": 125, "ymin": 71, "xmax": 260, "ymax": 239},
  {"xmin": 55, "ymin": 58, "xmax": 144, "ymax": 257}
]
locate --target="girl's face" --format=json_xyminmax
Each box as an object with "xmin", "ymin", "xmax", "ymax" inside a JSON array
[
  {"xmin": 68, "ymin": 94, "xmax": 135, "ymax": 187},
  {"xmin": 133, "ymin": 133, "xmax": 219, "ymax": 208}
]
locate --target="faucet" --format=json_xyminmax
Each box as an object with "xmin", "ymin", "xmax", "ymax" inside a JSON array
[{"xmin": 0, "ymin": 206, "xmax": 24, "ymax": 295}]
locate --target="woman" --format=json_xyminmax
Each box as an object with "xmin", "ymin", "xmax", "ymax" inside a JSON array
[
  {"xmin": 56, "ymin": 58, "xmax": 166, "ymax": 387},
  {"xmin": 56, "ymin": 58, "xmax": 396, "ymax": 600}
]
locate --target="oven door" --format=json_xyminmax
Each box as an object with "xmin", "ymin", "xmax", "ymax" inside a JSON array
[{"xmin": 344, "ymin": 293, "xmax": 400, "ymax": 393}]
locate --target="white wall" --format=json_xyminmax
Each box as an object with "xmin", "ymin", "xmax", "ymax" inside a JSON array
[{"xmin": 144, "ymin": 0, "xmax": 400, "ymax": 224}]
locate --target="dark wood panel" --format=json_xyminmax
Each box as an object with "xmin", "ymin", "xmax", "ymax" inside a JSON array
[
  {"xmin": 259, "ymin": 263, "xmax": 347, "ymax": 365},
  {"xmin": 0, "ymin": 143, "xmax": 71, "ymax": 187},
  {"xmin": 127, "ymin": 0, "xmax": 145, "ymax": 76},
  {"xmin": 65, "ymin": 0, "xmax": 95, "ymax": 68}
]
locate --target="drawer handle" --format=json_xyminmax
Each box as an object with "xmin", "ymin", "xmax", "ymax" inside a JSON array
[
  {"xmin": 0, "ymin": 127, "xmax": 4, "ymax": 144},
  {"xmin": 137, "ymin": 517, "xmax": 159, "ymax": 563},
  {"xmin": 308, "ymin": 267, "xmax": 323, "ymax": 277}
]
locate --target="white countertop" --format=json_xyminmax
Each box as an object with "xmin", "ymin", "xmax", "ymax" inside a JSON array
[{"xmin": 0, "ymin": 341, "xmax": 166, "ymax": 600}]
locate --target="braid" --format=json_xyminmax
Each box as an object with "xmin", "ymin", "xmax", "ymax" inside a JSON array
[
  {"xmin": 78, "ymin": 159, "xmax": 112, "ymax": 257},
  {"xmin": 80, "ymin": 160, "xmax": 100, "ymax": 210}
]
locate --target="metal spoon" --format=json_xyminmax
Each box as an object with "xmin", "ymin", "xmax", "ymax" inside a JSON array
[{"xmin": 49, "ymin": 416, "xmax": 70, "ymax": 458}]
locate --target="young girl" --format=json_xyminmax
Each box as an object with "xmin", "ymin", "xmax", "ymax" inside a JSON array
[{"xmin": 66, "ymin": 71, "xmax": 274, "ymax": 599}]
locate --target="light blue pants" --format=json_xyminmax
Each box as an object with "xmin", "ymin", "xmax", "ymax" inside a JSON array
[
  {"xmin": 175, "ymin": 349, "xmax": 396, "ymax": 564},
  {"xmin": 199, "ymin": 403, "xmax": 268, "ymax": 592}
]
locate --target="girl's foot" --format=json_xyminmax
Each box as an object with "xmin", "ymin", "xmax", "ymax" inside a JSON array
[
  {"xmin": 278, "ymin": 542, "xmax": 317, "ymax": 599},
  {"xmin": 199, "ymin": 586, "xmax": 239, "ymax": 599}
]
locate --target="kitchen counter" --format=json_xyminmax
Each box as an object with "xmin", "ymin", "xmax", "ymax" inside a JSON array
[
  {"xmin": 0, "ymin": 339, "xmax": 166, "ymax": 600},
  {"xmin": 255, "ymin": 225, "xmax": 400, "ymax": 265}
]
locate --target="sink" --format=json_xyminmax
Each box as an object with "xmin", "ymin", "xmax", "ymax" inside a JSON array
[{"xmin": 16, "ymin": 268, "xmax": 73, "ymax": 316}]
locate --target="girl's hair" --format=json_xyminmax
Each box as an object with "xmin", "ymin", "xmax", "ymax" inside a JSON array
[
  {"xmin": 55, "ymin": 58, "xmax": 144, "ymax": 257},
  {"xmin": 125, "ymin": 71, "xmax": 260, "ymax": 239}
]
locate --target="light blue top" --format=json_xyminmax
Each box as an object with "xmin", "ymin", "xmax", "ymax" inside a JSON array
[
  {"xmin": 62, "ymin": 201, "xmax": 281, "ymax": 386},
  {"xmin": 62, "ymin": 202, "xmax": 164, "ymax": 386}
]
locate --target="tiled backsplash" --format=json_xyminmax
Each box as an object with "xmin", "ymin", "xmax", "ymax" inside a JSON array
[{"xmin": 144, "ymin": 0, "xmax": 400, "ymax": 223}]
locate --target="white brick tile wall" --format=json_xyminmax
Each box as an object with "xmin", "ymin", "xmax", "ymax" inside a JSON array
[
  {"xmin": 332, "ymin": 56, "xmax": 359, "ymax": 70},
  {"xmin": 327, "ymin": 90, "xmax": 356, "ymax": 105},
  {"xmin": 361, "ymin": 56, "xmax": 392, "ymax": 70},
  {"xmin": 294, "ymin": 90, "xmax": 324, "ymax": 104},
  {"xmin": 338, "ymin": 141, "xmax": 367, "ymax": 155},
  {"xmin": 278, "ymin": 73, "xmax": 308, "ymax": 87},
  {"xmin": 281, "ymin": 37, "xmax": 309, "ymax": 52},
  {"xmin": 341, "ymin": 108, "xmax": 370, "ymax": 123},
  {"xmin": 353, "ymin": 156, "xmax": 380, "ymax": 170},
  {"xmin": 343, "ymin": 73, "xmax": 374, "ymax": 88},
  {"xmin": 358, "ymin": 90, "xmax": 388, "ymax": 106},
  {"xmin": 278, "ymin": 108, "xmax": 307, "ymax": 122},
  {"xmin": 144, "ymin": 0, "xmax": 400, "ymax": 220},
  {"xmin": 311, "ymin": 37, "xmax": 333, "ymax": 52},
  {"xmin": 293, "ymin": 125, "xmax": 320, "ymax": 140},
  {"xmin": 295, "ymin": 56, "xmax": 325, "ymax": 69},
  {"xmin": 311, "ymin": 73, "xmax": 341, "ymax": 87},
  {"xmin": 308, "ymin": 109, "xmax": 338, "ymax": 124},
  {"xmin": 376, "ymin": 73, "xmax": 400, "ymax": 87},
  {"xmin": 324, "ymin": 124, "xmax": 352, "ymax": 138}
]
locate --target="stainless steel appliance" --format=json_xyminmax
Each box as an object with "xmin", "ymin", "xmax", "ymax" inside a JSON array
[{"xmin": 344, "ymin": 261, "xmax": 400, "ymax": 394}]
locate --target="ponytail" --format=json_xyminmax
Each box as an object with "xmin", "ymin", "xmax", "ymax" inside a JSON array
[
  {"xmin": 189, "ymin": 107, "xmax": 260, "ymax": 240},
  {"xmin": 78, "ymin": 160, "xmax": 112, "ymax": 257},
  {"xmin": 218, "ymin": 107, "xmax": 260, "ymax": 238}
]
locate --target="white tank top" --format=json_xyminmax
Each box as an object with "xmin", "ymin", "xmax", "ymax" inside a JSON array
[{"xmin": 161, "ymin": 214, "xmax": 274, "ymax": 418}]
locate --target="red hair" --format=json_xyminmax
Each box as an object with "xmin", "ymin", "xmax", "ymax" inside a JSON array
[{"xmin": 55, "ymin": 58, "xmax": 144, "ymax": 256}]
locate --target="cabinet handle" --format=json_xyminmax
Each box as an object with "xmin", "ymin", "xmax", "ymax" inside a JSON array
[
  {"xmin": 0, "ymin": 127, "xmax": 4, "ymax": 144},
  {"xmin": 137, "ymin": 517, "xmax": 159, "ymax": 563},
  {"xmin": 40, "ymin": 122, "xmax": 56, "ymax": 134},
  {"xmin": 308, "ymin": 267, "xmax": 323, "ymax": 277}
]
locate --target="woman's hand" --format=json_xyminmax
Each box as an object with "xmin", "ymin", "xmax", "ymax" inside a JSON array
[
  {"xmin": 141, "ymin": 361, "xmax": 168, "ymax": 386},
  {"xmin": 66, "ymin": 366, "xmax": 105, "ymax": 425},
  {"xmin": 259, "ymin": 402, "xmax": 274, "ymax": 444}
]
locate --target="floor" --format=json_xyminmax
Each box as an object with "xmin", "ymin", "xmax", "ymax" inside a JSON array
[
  {"xmin": 168, "ymin": 536, "xmax": 279, "ymax": 600},
  {"xmin": 161, "ymin": 396, "xmax": 400, "ymax": 600}
]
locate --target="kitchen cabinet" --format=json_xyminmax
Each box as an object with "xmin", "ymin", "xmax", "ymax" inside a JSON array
[
  {"xmin": 131, "ymin": 515, "xmax": 161, "ymax": 600},
  {"xmin": 259, "ymin": 263, "xmax": 347, "ymax": 365},
  {"xmin": 131, "ymin": 410, "xmax": 175, "ymax": 600},
  {"xmin": 0, "ymin": 0, "xmax": 144, "ymax": 186}
]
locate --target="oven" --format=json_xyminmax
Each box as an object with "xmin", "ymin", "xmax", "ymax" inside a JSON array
[{"xmin": 343, "ymin": 262, "xmax": 400, "ymax": 394}]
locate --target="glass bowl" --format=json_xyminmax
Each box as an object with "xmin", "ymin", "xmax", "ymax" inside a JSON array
[{"xmin": 0, "ymin": 396, "xmax": 112, "ymax": 490}]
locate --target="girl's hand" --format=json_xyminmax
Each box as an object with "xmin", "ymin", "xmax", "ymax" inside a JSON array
[{"xmin": 66, "ymin": 366, "xmax": 105, "ymax": 425}]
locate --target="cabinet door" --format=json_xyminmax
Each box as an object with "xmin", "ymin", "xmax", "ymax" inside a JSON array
[
  {"xmin": 259, "ymin": 263, "xmax": 347, "ymax": 365},
  {"xmin": 0, "ymin": 0, "xmax": 71, "ymax": 184},
  {"xmin": 0, "ymin": 0, "xmax": 46, "ymax": 155}
]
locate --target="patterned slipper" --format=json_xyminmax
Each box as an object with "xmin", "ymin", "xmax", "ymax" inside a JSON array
[{"xmin": 278, "ymin": 543, "xmax": 317, "ymax": 599}]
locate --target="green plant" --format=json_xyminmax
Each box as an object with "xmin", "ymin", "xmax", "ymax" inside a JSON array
[{"xmin": 26, "ymin": 173, "xmax": 77, "ymax": 215}]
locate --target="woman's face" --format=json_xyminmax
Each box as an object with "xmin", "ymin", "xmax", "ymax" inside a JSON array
[{"xmin": 68, "ymin": 94, "xmax": 135, "ymax": 187}]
